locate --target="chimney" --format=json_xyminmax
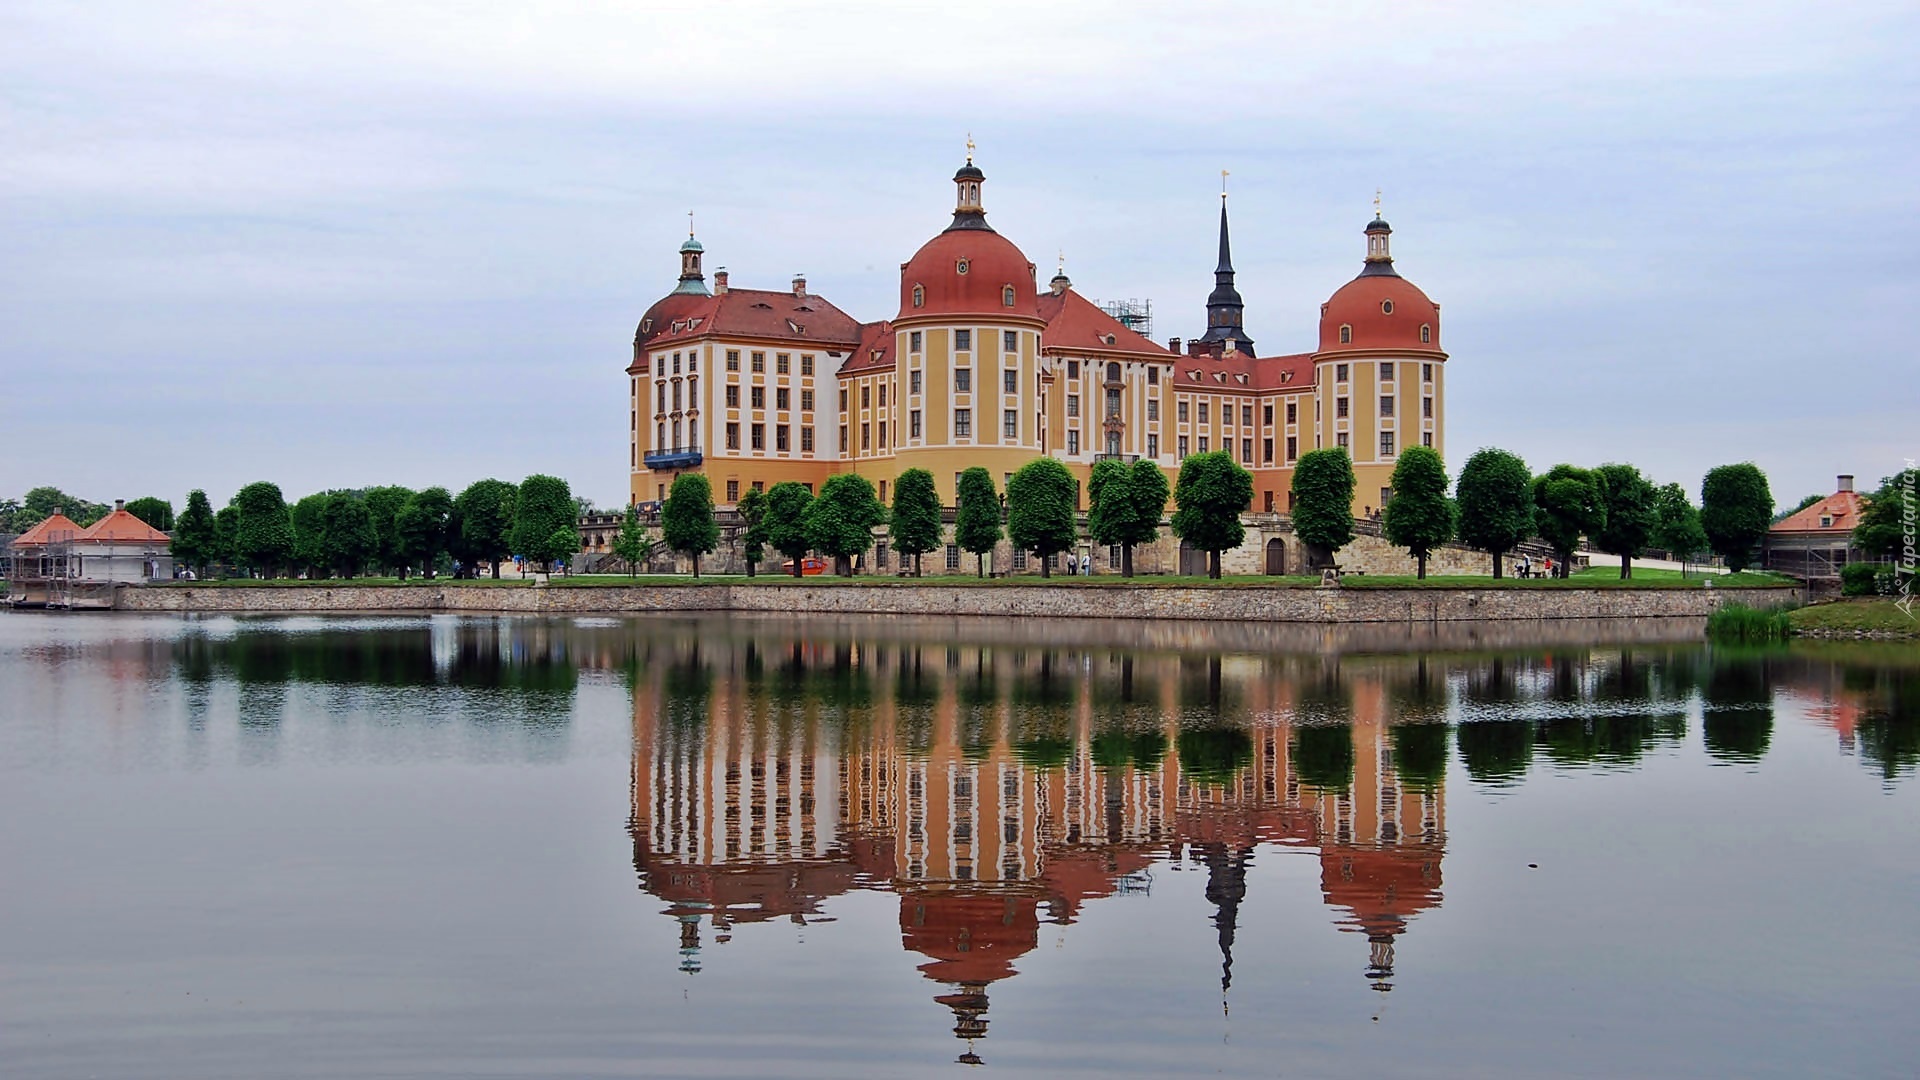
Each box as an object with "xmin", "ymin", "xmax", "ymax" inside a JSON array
[
  {"xmin": 714, "ymin": 267, "xmax": 729, "ymax": 294},
  {"xmin": 1168, "ymin": 336, "xmax": 1182, "ymax": 354},
  {"xmin": 1837, "ymin": 474, "xmax": 1854, "ymax": 493},
  {"xmin": 115, "ymin": 499, "xmax": 125, "ymax": 511},
  {"xmin": 791, "ymin": 274, "xmax": 806, "ymax": 296}
]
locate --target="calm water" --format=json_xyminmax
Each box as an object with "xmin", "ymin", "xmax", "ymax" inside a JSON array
[{"xmin": 2, "ymin": 612, "xmax": 1916, "ymax": 1079}]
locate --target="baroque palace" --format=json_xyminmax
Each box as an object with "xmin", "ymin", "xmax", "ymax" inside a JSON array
[{"xmin": 628, "ymin": 155, "xmax": 1447, "ymax": 520}]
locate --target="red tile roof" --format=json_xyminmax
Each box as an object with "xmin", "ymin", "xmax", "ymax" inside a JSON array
[
  {"xmin": 1771, "ymin": 490, "xmax": 1867, "ymax": 534},
  {"xmin": 644, "ymin": 287, "xmax": 865, "ymax": 351},
  {"xmin": 836, "ymin": 321, "xmax": 896, "ymax": 375},
  {"xmin": 1171, "ymin": 350, "xmax": 1318, "ymax": 395},
  {"xmin": 1037, "ymin": 288, "xmax": 1174, "ymax": 359},
  {"xmin": 77, "ymin": 507, "xmax": 171, "ymax": 544},
  {"xmin": 10, "ymin": 512, "xmax": 86, "ymax": 547}
]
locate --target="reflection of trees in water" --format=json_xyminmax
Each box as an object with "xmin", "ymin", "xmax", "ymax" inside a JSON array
[
  {"xmin": 1291, "ymin": 724, "xmax": 1355, "ymax": 793},
  {"xmin": 1391, "ymin": 724, "xmax": 1449, "ymax": 791},
  {"xmin": 1702, "ymin": 657, "xmax": 1775, "ymax": 764},
  {"xmin": 1856, "ymin": 669, "xmax": 1920, "ymax": 782},
  {"xmin": 1536, "ymin": 711, "xmax": 1687, "ymax": 768},
  {"xmin": 1010, "ymin": 651, "xmax": 1075, "ymax": 769},
  {"xmin": 1456, "ymin": 721, "xmax": 1533, "ymax": 786},
  {"xmin": 1176, "ymin": 726, "xmax": 1255, "ymax": 786},
  {"xmin": 1177, "ymin": 656, "xmax": 1236, "ymax": 722}
]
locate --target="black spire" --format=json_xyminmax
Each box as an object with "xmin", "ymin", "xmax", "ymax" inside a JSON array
[{"xmin": 1196, "ymin": 197, "xmax": 1256, "ymax": 356}]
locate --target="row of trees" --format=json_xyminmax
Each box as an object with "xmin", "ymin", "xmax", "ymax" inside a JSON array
[{"xmin": 167, "ymin": 475, "xmax": 583, "ymax": 580}]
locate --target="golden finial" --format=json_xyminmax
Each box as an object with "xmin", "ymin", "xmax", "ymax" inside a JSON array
[
  {"xmin": 1221, "ymin": 169, "xmax": 1230, "ymax": 200},
  {"xmin": 966, "ymin": 133, "xmax": 975, "ymax": 164},
  {"xmin": 687, "ymin": 210, "xmax": 695, "ymax": 237},
  {"xmin": 1373, "ymin": 189, "xmax": 1382, "ymax": 217},
  {"xmin": 1057, "ymin": 248, "xmax": 1065, "ymax": 275}
]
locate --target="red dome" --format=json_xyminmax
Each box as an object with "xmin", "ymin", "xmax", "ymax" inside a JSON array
[
  {"xmin": 898, "ymin": 229, "xmax": 1038, "ymax": 321},
  {"xmin": 1317, "ymin": 273, "xmax": 1441, "ymax": 354}
]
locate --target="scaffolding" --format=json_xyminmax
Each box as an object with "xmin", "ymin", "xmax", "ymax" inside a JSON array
[{"xmin": 1097, "ymin": 298, "xmax": 1154, "ymax": 340}]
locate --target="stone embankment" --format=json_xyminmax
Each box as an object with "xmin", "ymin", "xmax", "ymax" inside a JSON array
[{"xmin": 113, "ymin": 582, "xmax": 1803, "ymax": 624}]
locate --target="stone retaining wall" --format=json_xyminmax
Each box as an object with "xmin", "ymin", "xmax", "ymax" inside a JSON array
[{"xmin": 112, "ymin": 582, "xmax": 1802, "ymax": 623}]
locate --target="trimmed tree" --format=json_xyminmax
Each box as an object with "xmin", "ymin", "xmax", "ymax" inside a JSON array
[
  {"xmin": 1173, "ymin": 450, "xmax": 1254, "ymax": 579},
  {"xmin": 543, "ymin": 524, "xmax": 581, "ymax": 575},
  {"xmin": 1700, "ymin": 463, "xmax": 1773, "ymax": 573},
  {"xmin": 511, "ymin": 474, "xmax": 576, "ymax": 575},
  {"xmin": 397, "ymin": 486, "xmax": 455, "ymax": 578},
  {"xmin": 1089, "ymin": 459, "xmax": 1170, "ymax": 578},
  {"xmin": 611, "ymin": 505, "xmax": 651, "ymax": 578},
  {"xmin": 1532, "ymin": 464, "xmax": 1607, "ymax": 578},
  {"xmin": 1006, "ymin": 458, "xmax": 1079, "ymax": 578},
  {"xmin": 362, "ymin": 486, "xmax": 414, "ymax": 577},
  {"xmin": 661, "ymin": 473, "xmax": 720, "ymax": 577},
  {"xmin": 1652, "ymin": 482, "xmax": 1709, "ymax": 571},
  {"xmin": 319, "ymin": 493, "xmax": 377, "ymax": 577},
  {"xmin": 1382, "ymin": 446, "xmax": 1454, "ymax": 579},
  {"xmin": 1593, "ymin": 463, "xmax": 1656, "ymax": 579},
  {"xmin": 231, "ymin": 482, "xmax": 295, "ymax": 578},
  {"xmin": 172, "ymin": 489, "xmax": 218, "ymax": 577},
  {"xmin": 805, "ymin": 473, "xmax": 887, "ymax": 576},
  {"xmin": 1456, "ymin": 447, "xmax": 1535, "ymax": 579},
  {"xmin": 1289, "ymin": 448, "xmax": 1356, "ymax": 573},
  {"xmin": 455, "ymin": 478, "xmax": 517, "ymax": 579},
  {"xmin": 291, "ymin": 492, "xmax": 333, "ymax": 578},
  {"xmin": 213, "ymin": 506, "xmax": 239, "ymax": 574},
  {"xmin": 889, "ymin": 468, "xmax": 943, "ymax": 577},
  {"xmin": 764, "ymin": 481, "xmax": 815, "ymax": 577},
  {"xmin": 955, "ymin": 466, "xmax": 1003, "ymax": 578},
  {"xmin": 124, "ymin": 497, "xmax": 174, "ymax": 532},
  {"xmin": 735, "ymin": 487, "xmax": 768, "ymax": 577}
]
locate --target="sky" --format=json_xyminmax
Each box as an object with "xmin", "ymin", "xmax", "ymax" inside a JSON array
[{"xmin": 3, "ymin": 0, "xmax": 1916, "ymax": 512}]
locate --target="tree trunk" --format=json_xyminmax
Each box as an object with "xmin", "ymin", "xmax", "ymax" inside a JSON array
[
  {"xmin": 1122, "ymin": 544, "xmax": 1134, "ymax": 578},
  {"xmin": 491, "ymin": 559, "xmax": 500, "ymax": 579},
  {"xmin": 978, "ymin": 552, "xmax": 986, "ymax": 578},
  {"xmin": 1417, "ymin": 552, "xmax": 1427, "ymax": 580},
  {"xmin": 1492, "ymin": 551, "xmax": 1504, "ymax": 579},
  {"xmin": 691, "ymin": 552, "xmax": 700, "ymax": 578},
  {"xmin": 746, "ymin": 559, "xmax": 756, "ymax": 578},
  {"xmin": 915, "ymin": 553, "xmax": 922, "ymax": 577},
  {"xmin": 1619, "ymin": 556, "xmax": 1630, "ymax": 579},
  {"xmin": 1209, "ymin": 550, "xmax": 1222, "ymax": 579},
  {"xmin": 1041, "ymin": 553, "xmax": 1050, "ymax": 579}
]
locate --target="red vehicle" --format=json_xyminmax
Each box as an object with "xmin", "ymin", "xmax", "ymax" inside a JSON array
[{"xmin": 781, "ymin": 557, "xmax": 829, "ymax": 576}]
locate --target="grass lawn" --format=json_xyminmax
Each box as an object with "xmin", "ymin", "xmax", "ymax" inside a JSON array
[
  {"xmin": 1788, "ymin": 598, "xmax": 1920, "ymax": 638},
  {"xmin": 151, "ymin": 576, "xmax": 532, "ymax": 587}
]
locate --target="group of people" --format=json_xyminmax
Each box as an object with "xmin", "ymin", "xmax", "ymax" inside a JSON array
[{"xmin": 1515, "ymin": 553, "xmax": 1556, "ymax": 578}]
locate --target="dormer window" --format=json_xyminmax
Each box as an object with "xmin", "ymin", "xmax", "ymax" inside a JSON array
[
  {"xmin": 1339, "ymin": 325, "xmax": 1352, "ymax": 344},
  {"xmin": 1381, "ymin": 300, "xmax": 1394, "ymax": 314},
  {"xmin": 1105, "ymin": 334, "xmax": 1117, "ymax": 345},
  {"xmin": 1420, "ymin": 324, "xmax": 1432, "ymax": 343},
  {"xmin": 912, "ymin": 284, "xmax": 925, "ymax": 308},
  {"xmin": 1820, "ymin": 515, "xmax": 1832, "ymax": 528},
  {"xmin": 1002, "ymin": 285, "xmax": 1015, "ymax": 307}
]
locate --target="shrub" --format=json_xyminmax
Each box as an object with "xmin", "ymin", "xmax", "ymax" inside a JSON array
[{"xmin": 1840, "ymin": 562, "xmax": 1881, "ymax": 597}]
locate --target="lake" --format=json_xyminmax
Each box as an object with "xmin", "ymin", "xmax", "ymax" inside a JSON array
[{"xmin": 2, "ymin": 611, "xmax": 1915, "ymax": 1078}]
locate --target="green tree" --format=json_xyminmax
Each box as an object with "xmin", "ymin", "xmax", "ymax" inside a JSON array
[
  {"xmin": 232, "ymin": 481, "xmax": 295, "ymax": 578},
  {"xmin": 213, "ymin": 505, "xmax": 239, "ymax": 574},
  {"xmin": 1089, "ymin": 459, "xmax": 1169, "ymax": 577},
  {"xmin": 511, "ymin": 474, "xmax": 576, "ymax": 574},
  {"xmin": 889, "ymin": 468, "xmax": 943, "ymax": 577},
  {"xmin": 1532, "ymin": 464, "xmax": 1607, "ymax": 578},
  {"xmin": 1593, "ymin": 463, "xmax": 1656, "ymax": 579},
  {"xmin": 1382, "ymin": 446, "xmax": 1454, "ymax": 579},
  {"xmin": 455, "ymin": 478, "xmax": 517, "ymax": 578},
  {"xmin": 1174, "ymin": 450, "xmax": 1255, "ymax": 579},
  {"xmin": 22, "ymin": 486, "xmax": 109, "ymax": 528},
  {"xmin": 124, "ymin": 497, "xmax": 174, "ymax": 532},
  {"xmin": 291, "ymin": 492, "xmax": 334, "ymax": 578},
  {"xmin": 1006, "ymin": 458, "xmax": 1078, "ymax": 578},
  {"xmin": 171, "ymin": 489, "xmax": 218, "ymax": 576},
  {"xmin": 1651, "ymin": 482, "xmax": 1709, "ymax": 569},
  {"xmin": 1289, "ymin": 448, "xmax": 1356, "ymax": 572},
  {"xmin": 396, "ymin": 486, "xmax": 455, "ymax": 578},
  {"xmin": 805, "ymin": 473, "xmax": 887, "ymax": 576},
  {"xmin": 955, "ymin": 467, "xmax": 1003, "ymax": 577},
  {"xmin": 1774, "ymin": 493, "xmax": 1825, "ymax": 524},
  {"xmin": 611, "ymin": 504, "xmax": 651, "ymax": 579},
  {"xmin": 764, "ymin": 482, "xmax": 815, "ymax": 577},
  {"xmin": 544, "ymin": 524, "xmax": 581, "ymax": 575},
  {"xmin": 661, "ymin": 473, "xmax": 720, "ymax": 576},
  {"xmin": 361, "ymin": 486, "xmax": 414, "ymax": 576},
  {"xmin": 1701, "ymin": 463, "xmax": 1773, "ymax": 573},
  {"xmin": 735, "ymin": 487, "xmax": 768, "ymax": 577},
  {"xmin": 1457, "ymin": 448, "xmax": 1536, "ymax": 579},
  {"xmin": 1853, "ymin": 468, "xmax": 1919, "ymax": 565},
  {"xmin": 319, "ymin": 494, "xmax": 377, "ymax": 577}
]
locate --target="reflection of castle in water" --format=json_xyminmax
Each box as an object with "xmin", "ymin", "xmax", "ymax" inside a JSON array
[{"xmin": 628, "ymin": 639, "xmax": 1445, "ymax": 1060}]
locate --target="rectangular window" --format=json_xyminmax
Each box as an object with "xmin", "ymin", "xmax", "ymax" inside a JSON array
[
  {"xmin": 1286, "ymin": 435, "xmax": 1297, "ymax": 460},
  {"xmin": 1198, "ymin": 402, "xmax": 1209, "ymax": 423},
  {"xmin": 1422, "ymin": 362, "xmax": 1433, "ymax": 382},
  {"xmin": 878, "ymin": 421, "xmax": 887, "ymax": 447},
  {"xmin": 1004, "ymin": 409, "xmax": 1018, "ymax": 439},
  {"xmin": 1335, "ymin": 363, "xmax": 1349, "ymax": 382},
  {"xmin": 1336, "ymin": 396, "xmax": 1349, "ymax": 418},
  {"xmin": 1003, "ymin": 369, "xmax": 1017, "ymax": 394},
  {"xmin": 910, "ymin": 370, "xmax": 922, "ymax": 395},
  {"xmin": 726, "ymin": 422, "xmax": 740, "ymax": 449},
  {"xmin": 672, "ymin": 353, "xmax": 680, "ymax": 373},
  {"xmin": 1242, "ymin": 405, "xmax": 1253, "ymax": 426},
  {"xmin": 801, "ymin": 354, "xmax": 814, "ymax": 376},
  {"xmin": 1380, "ymin": 431, "xmax": 1396, "ymax": 456},
  {"xmin": 777, "ymin": 388, "xmax": 791, "ymax": 410},
  {"xmin": 1106, "ymin": 388, "xmax": 1121, "ymax": 418},
  {"xmin": 861, "ymin": 423, "xmax": 871, "ymax": 450},
  {"xmin": 1067, "ymin": 359, "xmax": 1080, "ymax": 378},
  {"xmin": 910, "ymin": 331, "xmax": 923, "ymax": 353},
  {"xmin": 1198, "ymin": 436, "xmax": 1209, "ymax": 453},
  {"xmin": 726, "ymin": 480, "xmax": 739, "ymax": 502},
  {"xmin": 726, "ymin": 384, "xmax": 740, "ymax": 408},
  {"xmin": 1380, "ymin": 395, "xmax": 1393, "ymax": 417},
  {"xmin": 752, "ymin": 351, "xmax": 766, "ymax": 373},
  {"xmin": 1147, "ymin": 434, "xmax": 1158, "ymax": 457},
  {"xmin": 726, "ymin": 350, "xmax": 741, "ymax": 371},
  {"xmin": 1381, "ymin": 486, "xmax": 1393, "ymax": 508},
  {"xmin": 688, "ymin": 353, "xmax": 697, "ymax": 373},
  {"xmin": 954, "ymin": 409, "xmax": 972, "ymax": 437},
  {"xmin": 1177, "ymin": 400, "xmax": 1189, "ymax": 423},
  {"xmin": 1003, "ymin": 330, "xmax": 1018, "ymax": 352},
  {"xmin": 801, "ymin": 389, "xmax": 814, "ymax": 412},
  {"xmin": 1422, "ymin": 431, "xmax": 1433, "ymax": 448},
  {"xmin": 672, "ymin": 383, "xmax": 682, "ymax": 410},
  {"xmin": 801, "ymin": 427, "xmax": 815, "ymax": 452},
  {"xmin": 1146, "ymin": 399, "xmax": 1159, "ymax": 421},
  {"xmin": 1380, "ymin": 361, "xmax": 1394, "ymax": 381},
  {"xmin": 1422, "ymin": 396, "xmax": 1433, "ymax": 418},
  {"xmin": 862, "ymin": 385, "xmax": 871, "ymax": 408},
  {"xmin": 1337, "ymin": 431, "xmax": 1350, "ymax": 450},
  {"xmin": 954, "ymin": 329, "xmax": 971, "ymax": 351},
  {"xmin": 945, "ymin": 544, "xmax": 961, "ymax": 570},
  {"xmin": 1148, "ymin": 366, "xmax": 1159, "ymax": 385},
  {"xmin": 751, "ymin": 423, "xmax": 765, "ymax": 450},
  {"xmin": 1067, "ymin": 394, "xmax": 1080, "ymax": 417},
  {"xmin": 1263, "ymin": 404, "xmax": 1273, "ymax": 425},
  {"xmin": 748, "ymin": 386, "xmax": 764, "ymax": 409},
  {"xmin": 839, "ymin": 424, "xmax": 847, "ymax": 448},
  {"xmin": 777, "ymin": 353, "xmax": 791, "ymax": 375},
  {"xmin": 955, "ymin": 368, "xmax": 971, "ymax": 393},
  {"xmin": 775, "ymin": 426, "xmax": 789, "ymax": 451},
  {"xmin": 1286, "ymin": 401, "xmax": 1297, "ymax": 424},
  {"xmin": 910, "ymin": 410, "xmax": 922, "ymax": 438},
  {"xmin": 657, "ymin": 383, "xmax": 666, "ymax": 412},
  {"xmin": 1067, "ymin": 429, "xmax": 1080, "ymax": 455},
  {"xmin": 1263, "ymin": 437, "xmax": 1273, "ymax": 463},
  {"xmin": 1014, "ymin": 549, "xmax": 1028, "ymax": 570},
  {"xmin": 1178, "ymin": 436, "xmax": 1189, "ymax": 457},
  {"xmin": 880, "ymin": 385, "xmax": 888, "ymax": 407},
  {"xmin": 1242, "ymin": 438, "xmax": 1253, "ymax": 463}
]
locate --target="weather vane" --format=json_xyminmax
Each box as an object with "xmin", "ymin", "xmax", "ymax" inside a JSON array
[
  {"xmin": 688, "ymin": 210, "xmax": 695, "ymax": 237},
  {"xmin": 1221, "ymin": 169, "xmax": 1230, "ymax": 200},
  {"xmin": 1057, "ymin": 248, "xmax": 1065, "ymax": 275},
  {"xmin": 1374, "ymin": 189, "xmax": 1382, "ymax": 217},
  {"xmin": 966, "ymin": 133, "xmax": 975, "ymax": 164}
]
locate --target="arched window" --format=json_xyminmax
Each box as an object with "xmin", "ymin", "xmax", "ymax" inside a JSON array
[
  {"xmin": 912, "ymin": 284, "xmax": 925, "ymax": 308},
  {"xmin": 1420, "ymin": 324, "xmax": 1432, "ymax": 343},
  {"xmin": 1339, "ymin": 324, "xmax": 1352, "ymax": 344},
  {"xmin": 656, "ymin": 422, "xmax": 665, "ymax": 449},
  {"xmin": 1002, "ymin": 284, "xmax": 1015, "ymax": 306},
  {"xmin": 1106, "ymin": 362, "xmax": 1121, "ymax": 382}
]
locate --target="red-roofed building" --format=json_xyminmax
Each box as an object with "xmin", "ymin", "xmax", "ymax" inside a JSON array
[
  {"xmin": 7, "ymin": 501, "xmax": 172, "ymax": 607},
  {"xmin": 627, "ymin": 158, "xmax": 1448, "ymax": 524},
  {"xmin": 1765, "ymin": 475, "xmax": 1872, "ymax": 580}
]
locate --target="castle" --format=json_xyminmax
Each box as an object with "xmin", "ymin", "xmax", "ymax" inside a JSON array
[{"xmin": 628, "ymin": 156, "xmax": 1447, "ymax": 524}]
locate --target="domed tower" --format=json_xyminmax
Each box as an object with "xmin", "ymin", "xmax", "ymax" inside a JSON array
[
  {"xmin": 628, "ymin": 227, "xmax": 718, "ymax": 506},
  {"xmin": 1311, "ymin": 204, "xmax": 1447, "ymax": 518},
  {"xmin": 887, "ymin": 150, "xmax": 1048, "ymax": 506}
]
